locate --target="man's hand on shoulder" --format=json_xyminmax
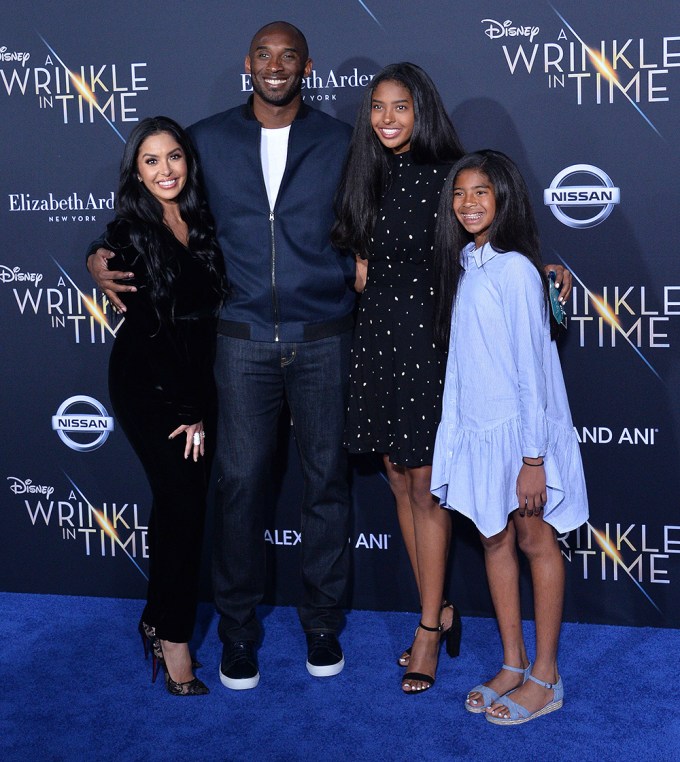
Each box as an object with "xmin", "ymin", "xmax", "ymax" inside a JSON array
[{"xmin": 87, "ymin": 248, "xmax": 136, "ymax": 313}]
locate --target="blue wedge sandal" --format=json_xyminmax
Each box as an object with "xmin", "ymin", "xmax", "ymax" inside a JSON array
[
  {"xmin": 485, "ymin": 673, "xmax": 564, "ymax": 725},
  {"xmin": 465, "ymin": 663, "xmax": 531, "ymax": 714}
]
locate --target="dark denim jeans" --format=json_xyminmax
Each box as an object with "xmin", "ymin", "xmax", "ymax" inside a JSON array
[{"xmin": 213, "ymin": 331, "xmax": 352, "ymax": 644}]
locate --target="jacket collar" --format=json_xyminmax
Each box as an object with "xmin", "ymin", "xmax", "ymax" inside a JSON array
[{"xmin": 241, "ymin": 96, "xmax": 310, "ymax": 123}]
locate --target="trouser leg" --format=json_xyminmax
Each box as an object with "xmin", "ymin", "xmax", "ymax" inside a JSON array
[
  {"xmin": 212, "ymin": 336, "xmax": 284, "ymax": 643},
  {"xmin": 283, "ymin": 332, "xmax": 352, "ymax": 633}
]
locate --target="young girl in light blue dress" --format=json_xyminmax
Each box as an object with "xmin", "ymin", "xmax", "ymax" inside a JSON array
[{"xmin": 430, "ymin": 150, "xmax": 588, "ymax": 725}]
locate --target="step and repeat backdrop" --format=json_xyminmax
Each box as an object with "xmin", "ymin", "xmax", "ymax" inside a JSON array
[{"xmin": 2, "ymin": 1, "xmax": 679, "ymax": 627}]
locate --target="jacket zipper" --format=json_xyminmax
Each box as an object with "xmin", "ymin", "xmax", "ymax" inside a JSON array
[{"xmin": 269, "ymin": 211, "xmax": 280, "ymax": 341}]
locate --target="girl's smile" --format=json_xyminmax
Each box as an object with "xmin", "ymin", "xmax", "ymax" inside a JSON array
[
  {"xmin": 370, "ymin": 80, "xmax": 415, "ymax": 155},
  {"xmin": 452, "ymin": 168, "xmax": 496, "ymax": 247}
]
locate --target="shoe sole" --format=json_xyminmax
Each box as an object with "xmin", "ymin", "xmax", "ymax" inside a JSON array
[
  {"xmin": 219, "ymin": 668, "xmax": 260, "ymax": 690},
  {"xmin": 485, "ymin": 699, "xmax": 563, "ymax": 725},
  {"xmin": 306, "ymin": 656, "xmax": 345, "ymax": 677}
]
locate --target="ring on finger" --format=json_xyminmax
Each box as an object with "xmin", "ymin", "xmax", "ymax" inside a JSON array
[{"xmin": 192, "ymin": 432, "xmax": 201, "ymax": 446}]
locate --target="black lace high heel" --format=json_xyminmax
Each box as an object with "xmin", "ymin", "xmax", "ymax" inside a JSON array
[
  {"xmin": 398, "ymin": 601, "xmax": 462, "ymax": 667},
  {"xmin": 158, "ymin": 641, "xmax": 209, "ymax": 696},
  {"xmin": 138, "ymin": 620, "xmax": 207, "ymax": 694},
  {"xmin": 139, "ymin": 620, "xmax": 163, "ymax": 683}
]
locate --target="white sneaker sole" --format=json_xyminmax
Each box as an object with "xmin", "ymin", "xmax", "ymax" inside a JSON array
[
  {"xmin": 306, "ymin": 656, "xmax": 345, "ymax": 677},
  {"xmin": 219, "ymin": 668, "xmax": 260, "ymax": 690}
]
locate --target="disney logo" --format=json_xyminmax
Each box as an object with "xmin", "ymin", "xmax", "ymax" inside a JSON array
[
  {"xmin": 482, "ymin": 19, "xmax": 540, "ymax": 43},
  {"xmin": 0, "ymin": 46, "xmax": 30, "ymax": 67},
  {"xmin": 0, "ymin": 265, "xmax": 43, "ymax": 286},
  {"xmin": 7, "ymin": 477, "xmax": 54, "ymax": 499}
]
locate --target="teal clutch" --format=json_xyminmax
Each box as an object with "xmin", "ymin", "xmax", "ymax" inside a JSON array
[{"xmin": 548, "ymin": 271, "xmax": 566, "ymax": 327}]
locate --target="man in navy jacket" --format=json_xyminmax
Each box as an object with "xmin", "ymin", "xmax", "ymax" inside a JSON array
[{"xmin": 88, "ymin": 21, "xmax": 355, "ymax": 690}]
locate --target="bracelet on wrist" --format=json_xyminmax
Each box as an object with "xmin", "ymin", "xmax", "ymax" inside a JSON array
[{"xmin": 522, "ymin": 457, "xmax": 544, "ymax": 467}]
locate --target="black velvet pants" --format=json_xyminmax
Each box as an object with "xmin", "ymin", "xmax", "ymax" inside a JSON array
[{"xmin": 109, "ymin": 369, "xmax": 208, "ymax": 643}]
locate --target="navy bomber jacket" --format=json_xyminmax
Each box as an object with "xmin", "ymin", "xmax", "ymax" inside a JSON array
[{"xmin": 188, "ymin": 100, "xmax": 356, "ymax": 343}]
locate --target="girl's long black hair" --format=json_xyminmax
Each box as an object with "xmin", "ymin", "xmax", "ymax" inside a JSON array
[
  {"xmin": 115, "ymin": 115, "xmax": 227, "ymax": 322},
  {"xmin": 331, "ymin": 62, "xmax": 464, "ymax": 254},
  {"xmin": 433, "ymin": 149, "xmax": 549, "ymax": 349}
]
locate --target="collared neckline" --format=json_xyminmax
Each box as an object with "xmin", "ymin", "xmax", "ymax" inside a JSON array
[{"xmin": 461, "ymin": 241, "xmax": 500, "ymax": 270}]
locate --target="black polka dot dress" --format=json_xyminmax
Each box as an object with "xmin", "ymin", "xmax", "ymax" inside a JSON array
[{"xmin": 344, "ymin": 152, "xmax": 451, "ymax": 467}]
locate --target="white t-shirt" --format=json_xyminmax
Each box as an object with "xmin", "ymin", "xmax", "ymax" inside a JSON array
[{"xmin": 260, "ymin": 125, "xmax": 291, "ymax": 211}]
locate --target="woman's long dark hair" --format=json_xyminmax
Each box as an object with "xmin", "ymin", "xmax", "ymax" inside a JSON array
[
  {"xmin": 331, "ymin": 62, "xmax": 464, "ymax": 254},
  {"xmin": 433, "ymin": 149, "xmax": 549, "ymax": 348},
  {"xmin": 115, "ymin": 116, "xmax": 226, "ymax": 321}
]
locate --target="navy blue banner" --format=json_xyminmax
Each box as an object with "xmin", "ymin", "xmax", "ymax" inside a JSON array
[{"xmin": 2, "ymin": 1, "xmax": 679, "ymax": 627}]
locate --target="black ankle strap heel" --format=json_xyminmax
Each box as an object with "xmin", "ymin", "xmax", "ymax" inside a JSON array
[{"xmin": 417, "ymin": 621, "xmax": 444, "ymax": 633}]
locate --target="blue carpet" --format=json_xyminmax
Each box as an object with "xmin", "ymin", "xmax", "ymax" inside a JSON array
[{"xmin": 0, "ymin": 593, "xmax": 677, "ymax": 761}]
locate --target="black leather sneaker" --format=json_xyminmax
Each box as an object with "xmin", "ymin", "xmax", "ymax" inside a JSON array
[
  {"xmin": 219, "ymin": 641, "xmax": 260, "ymax": 690},
  {"xmin": 305, "ymin": 632, "xmax": 345, "ymax": 677}
]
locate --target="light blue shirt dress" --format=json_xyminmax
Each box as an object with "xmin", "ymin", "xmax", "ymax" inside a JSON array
[{"xmin": 431, "ymin": 242, "xmax": 589, "ymax": 538}]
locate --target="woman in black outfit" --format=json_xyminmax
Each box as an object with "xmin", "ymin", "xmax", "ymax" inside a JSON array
[
  {"xmin": 104, "ymin": 116, "xmax": 226, "ymax": 695},
  {"xmin": 333, "ymin": 63, "xmax": 571, "ymax": 694},
  {"xmin": 333, "ymin": 64, "xmax": 465, "ymax": 695}
]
